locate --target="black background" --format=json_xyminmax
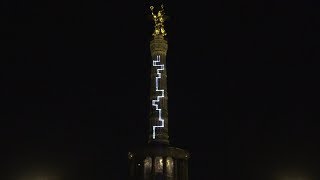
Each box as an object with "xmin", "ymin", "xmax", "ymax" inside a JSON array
[{"xmin": 1, "ymin": 0, "xmax": 320, "ymax": 179}]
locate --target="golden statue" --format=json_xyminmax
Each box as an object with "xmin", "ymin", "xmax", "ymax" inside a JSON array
[{"xmin": 150, "ymin": 5, "xmax": 167, "ymax": 37}]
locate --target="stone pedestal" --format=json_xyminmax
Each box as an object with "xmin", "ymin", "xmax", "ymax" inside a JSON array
[{"xmin": 128, "ymin": 144, "xmax": 190, "ymax": 180}]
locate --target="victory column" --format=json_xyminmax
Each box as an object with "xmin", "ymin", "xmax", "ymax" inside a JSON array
[{"xmin": 128, "ymin": 2, "xmax": 190, "ymax": 180}]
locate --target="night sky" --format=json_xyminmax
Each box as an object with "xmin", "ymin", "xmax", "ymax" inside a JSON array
[{"xmin": 1, "ymin": 0, "xmax": 320, "ymax": 179}]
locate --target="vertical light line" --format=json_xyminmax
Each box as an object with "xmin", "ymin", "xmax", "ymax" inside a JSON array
[{"xmin": 152, "ymin": 55, "xmax": 165, "ymax": 139}]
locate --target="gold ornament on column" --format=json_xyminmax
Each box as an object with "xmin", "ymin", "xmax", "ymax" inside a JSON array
[{"xmin": 150, "ymin": 4, "xmax": 167, "ymax": 37}]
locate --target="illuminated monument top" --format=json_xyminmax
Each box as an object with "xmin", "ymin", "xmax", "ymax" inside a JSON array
[
  {"xmin": 148, "ymin": 4, "xmax": 169, "ymax": 144},
  {"xmin": 150, "ymin": 5, "xmax": 167, "ymax": 37},
  {"xmin": 128, "ymin": 2, "xmax": 189, "ymax": 179}
]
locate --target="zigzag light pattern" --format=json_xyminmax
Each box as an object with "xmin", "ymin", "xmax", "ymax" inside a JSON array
[{"xmin": 152, "ymin": 55, "xmax": 165, "ymax": 139}]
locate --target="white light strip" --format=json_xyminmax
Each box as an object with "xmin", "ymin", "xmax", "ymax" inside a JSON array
[{"xmin": 152, "ymin": 55, "xmax": 165, "ymax": 139}]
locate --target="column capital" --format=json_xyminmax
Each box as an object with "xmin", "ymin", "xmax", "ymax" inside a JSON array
[{"xmin": 150, "ymin": 35, "xmax": 168, "ymax": 57}]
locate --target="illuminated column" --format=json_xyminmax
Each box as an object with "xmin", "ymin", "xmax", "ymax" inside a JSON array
[
  {"xmin": 148, "ymin": 34, "xmax": 169, "ymax": 144},
  {"xmin": 128, "ymin": 3, "xmax": 190, "ymax": 180}
]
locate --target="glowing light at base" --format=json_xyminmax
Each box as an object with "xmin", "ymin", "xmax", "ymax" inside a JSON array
[{"xmin": 152, "ymin": 55, "xmax": 165, "ymax": 139}]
